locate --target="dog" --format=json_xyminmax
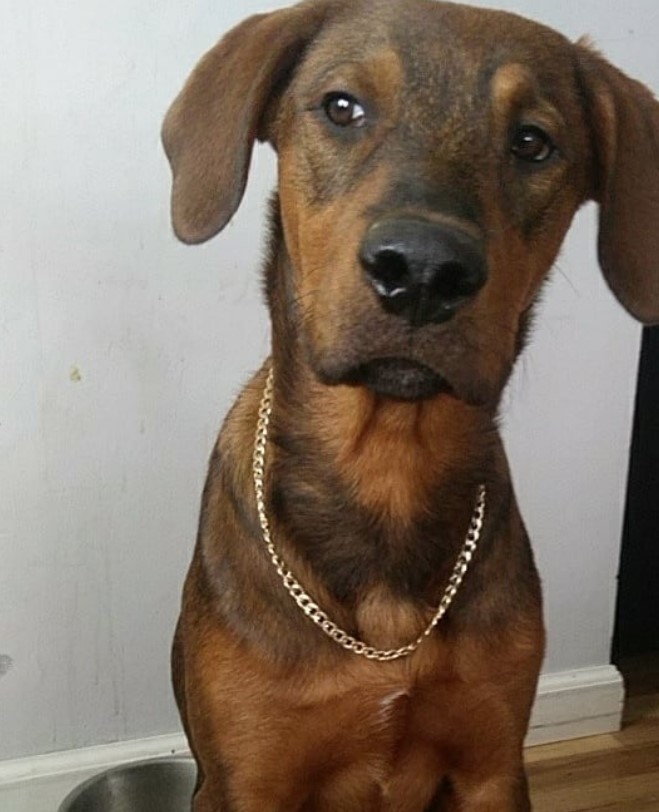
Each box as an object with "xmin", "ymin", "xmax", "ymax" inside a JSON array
[{"xmin": 162, "ymin": 1, "xmax": 659, "ymax": 809}]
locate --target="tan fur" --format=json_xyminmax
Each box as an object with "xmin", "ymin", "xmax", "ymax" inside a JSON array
[{"xmin": 311, "ymin": 382, "xmax": 486, "ymax": 523}]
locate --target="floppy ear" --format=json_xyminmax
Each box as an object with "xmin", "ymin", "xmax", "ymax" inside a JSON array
[
  {"xmin": 162, "ymin": 1, "xmax": 334, "ymax": 245},
  {"xmin": 577, "ymin": 44, "xmax": 659, "ymax": 324}
]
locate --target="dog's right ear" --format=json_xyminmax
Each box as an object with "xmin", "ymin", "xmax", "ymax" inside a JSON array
[{"xmin": 162, "ymin": 1, "xmax": 334, "ymax": 245}]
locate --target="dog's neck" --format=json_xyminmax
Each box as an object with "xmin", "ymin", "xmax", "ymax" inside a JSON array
[
  {"xmin": 283, "ymin": 374, "xmax": 491, "ymax": 521},
  {"xmin": 261, "ymin": 205, "xmax": 501, "ymax": 608}
]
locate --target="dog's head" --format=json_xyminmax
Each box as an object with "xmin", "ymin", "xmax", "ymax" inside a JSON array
[{"xmin": 163, "ymin": 0, "xmax": 659, "ymax": 406}]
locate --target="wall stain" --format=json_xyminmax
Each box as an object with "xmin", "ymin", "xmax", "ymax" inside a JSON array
[
  {"xmin": 0, "ymin": 654, "xmax": 14, "ymax": 677},
  {"xmin": 69, "ymin": 365, "xmax": 82, "ymax": 382}
]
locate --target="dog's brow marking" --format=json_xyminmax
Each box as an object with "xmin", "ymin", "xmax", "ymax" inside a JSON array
[
  {"xmin": 491, "ymin": 63, "xmax": 534, "ymax": 107},
  {"xmin": 490, "ymin": 62, "xmax": 538, "ymax": 137},
  {"xmin": 490, "ymin": 62, "xmax": 565, "ymax": 135}
]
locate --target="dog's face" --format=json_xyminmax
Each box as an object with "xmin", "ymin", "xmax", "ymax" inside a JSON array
[
  {"xmin": 270, "ymin": 3, "xmax": 592, "ymax": 405},
  {"xmin": 163, "ymin": 0, "xmax": 659, "ymax": 406}
]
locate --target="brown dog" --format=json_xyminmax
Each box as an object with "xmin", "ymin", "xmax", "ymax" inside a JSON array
[{"xmin": 162, "ymin": 1, "xmax": 659, "ymax": 809}]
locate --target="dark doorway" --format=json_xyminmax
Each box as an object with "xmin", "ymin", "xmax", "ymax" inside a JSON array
[{"xmin": 612, "ymin": 326, "xmax": 659, "ymax": 661}]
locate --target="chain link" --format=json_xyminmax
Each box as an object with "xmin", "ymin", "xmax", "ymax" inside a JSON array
[{"xmin": 252, "ymin": 366, "xmax": 486, "ymax": 662}]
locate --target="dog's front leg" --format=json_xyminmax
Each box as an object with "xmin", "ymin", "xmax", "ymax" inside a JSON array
[
  {"xmin": 191, "ymin": 784, "xmax": 224, "ymax": 812},
  {"xmin": 192, "ymin": 782, "xmax": 293, "ymax": 812},
  {"xmin": 439, "ymin": 769, "xmax": 531, "ymax": 812}
]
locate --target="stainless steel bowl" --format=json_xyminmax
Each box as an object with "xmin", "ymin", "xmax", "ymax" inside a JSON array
[{"xmin": 58, "ymin": 757, "xmax": 196, "ymax": 812}]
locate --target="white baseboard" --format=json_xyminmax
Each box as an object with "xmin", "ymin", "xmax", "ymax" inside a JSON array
[
  {"xmin": 0, "ymin": 665, "xmax": 623, "ymax": 796},
  {"xmin": 527, "ymin": 664, "xmax": 625, "ymax": 746},
  {"xmin": 0, "ymin": 733, "xmax": 191, "ymax": 786}
]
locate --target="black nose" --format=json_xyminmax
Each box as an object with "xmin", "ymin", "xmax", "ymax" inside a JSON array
[{"xmin": 359, "ymin": 218, "xmax": 486, "ymax": 325}]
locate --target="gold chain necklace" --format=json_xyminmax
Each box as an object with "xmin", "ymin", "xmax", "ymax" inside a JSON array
[{"xmin": 252, "ymin": 366, "xmax": 487, "ymax": 662}]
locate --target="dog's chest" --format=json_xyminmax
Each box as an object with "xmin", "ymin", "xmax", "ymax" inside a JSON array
[{"xmin": 304, "ymin": 680, "xmax": 451, "ymax": 811}]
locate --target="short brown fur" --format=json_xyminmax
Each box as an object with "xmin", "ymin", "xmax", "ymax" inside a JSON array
[{"xmin": 163, "ymin": 1, "xmax": 659, "ymax": 809}]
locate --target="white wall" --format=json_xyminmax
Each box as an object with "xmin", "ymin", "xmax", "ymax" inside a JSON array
[{"xmin": 0, "ymin": 0, "xmax": 654, "ymax": 761}]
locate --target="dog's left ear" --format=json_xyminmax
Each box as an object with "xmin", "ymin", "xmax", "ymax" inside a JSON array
[{"xmin": 577, "ymin": 44, "xmax": 659, "ymax": 324}]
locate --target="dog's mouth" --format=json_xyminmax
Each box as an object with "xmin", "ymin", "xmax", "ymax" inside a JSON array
[{"xmin": 342, "ymin": 358, "xmax": 454, "ymax": 401}]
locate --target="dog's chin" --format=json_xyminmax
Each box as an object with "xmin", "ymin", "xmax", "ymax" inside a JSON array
[{"xmin": 339, "ymin": 359, "xmax": 454, "ymax": 402}]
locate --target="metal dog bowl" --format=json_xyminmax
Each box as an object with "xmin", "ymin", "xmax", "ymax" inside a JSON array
[{"xmin": 58, "ymin": 757, "xmax": 196, "ymax": 812}]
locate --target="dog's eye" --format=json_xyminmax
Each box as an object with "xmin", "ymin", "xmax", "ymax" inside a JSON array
[
  {"xmin": 322, "ymin": 93, "xmax": 366, "ymax": 128},
  {"xmin": 511, "ymin": 125, "xmax": 555, "ymax": 163}
]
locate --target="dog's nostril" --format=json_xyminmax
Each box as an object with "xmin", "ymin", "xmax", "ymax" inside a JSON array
[
  {"xmin": 366, "ymin": 249, "xmax": 411, "ymax": 298},
  {"xmin": 428, "ymin": 261, "xmax": 484, "ymax": 306}
]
